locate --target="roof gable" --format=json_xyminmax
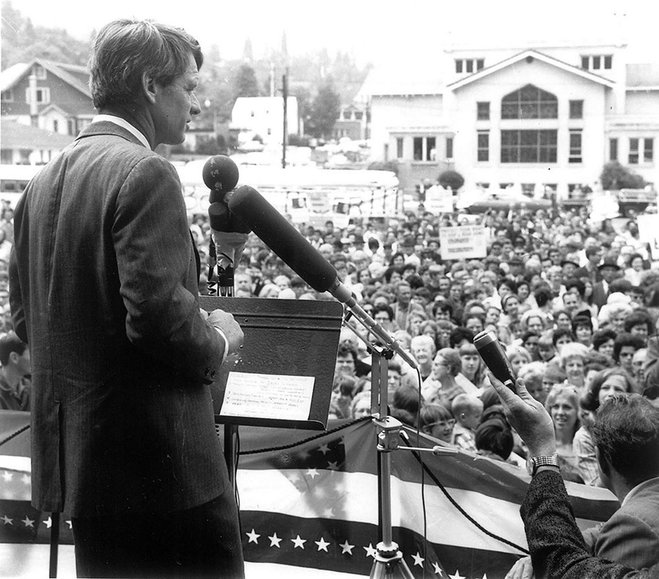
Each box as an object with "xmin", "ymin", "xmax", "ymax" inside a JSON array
[
  {"xmin": 447, "ymin": 49, "xmax": 616, "ymax": 91},
  {"xmin": 0, "ymin": 58, "xmax": 90, "ymax": 98}
]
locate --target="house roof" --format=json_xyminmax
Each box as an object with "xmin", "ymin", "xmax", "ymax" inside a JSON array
[
  {"xmin": 0, "ymin": 58, "xmax": 90, "ymax": 98},
  {"xmin": 447, "ymin": 49, "xmax": 616, "ymax": 91},
  {"xmin": 0, "ymin": 120, "xmax": 74, "ymax": 149},
  {"xmin": 356, "ymin": 61, "xmax": 445, "ymax": 98}
]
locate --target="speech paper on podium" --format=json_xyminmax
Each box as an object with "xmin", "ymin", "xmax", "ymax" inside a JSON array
[{"xmin": 220, "ymin": 371, "xmax": 315, "ymax": 421}]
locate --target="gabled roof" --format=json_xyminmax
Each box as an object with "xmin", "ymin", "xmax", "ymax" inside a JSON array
[
  {"xmin": 447, "ymin": 49, "xmax": 616, "ymax": 91},
  {"xmin": 356, "ymin": 61, "xmax": 444, "ymax": 98},
  {"xmin": 0, "ymin": 120, "xmax": 74, "ymax": 149},
  {"xmin": 0, "ymin": 58, "xmax": 90, "ymax": 98}
]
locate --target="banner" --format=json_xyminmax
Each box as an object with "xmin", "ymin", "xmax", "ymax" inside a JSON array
[
  {"xmin": 1, "ymin": 412, "xmax": 618, "ymax": 578},
  {"xmin": 439, "ymin": 225, "xmax": 488, "ymax": 261}
]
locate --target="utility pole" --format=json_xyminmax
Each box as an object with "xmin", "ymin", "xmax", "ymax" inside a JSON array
[{"xmin": 282, "ymin": 69, "xmax": 288, "ymax": 169}]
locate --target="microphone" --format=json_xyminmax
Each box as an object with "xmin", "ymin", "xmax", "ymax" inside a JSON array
[
  {"xmin": 473, "ymin": 330, "xmax": 516, "ymax": 391},
  {"xmin": 202, "ymin": 155, "xmax": 240, "ymax": 203},
  {"xmin": 227, "ymin": 185, "xmax": 418, "ymax": 369},
  {"xmin": 202, "ymin": 155, "xmax": 249, "ymax": 296}
]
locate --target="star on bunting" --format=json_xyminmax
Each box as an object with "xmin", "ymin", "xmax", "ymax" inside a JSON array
[
  {"xmin": 315, "ymin": 537, "xmax": 330, "ymax": 552},
  {"xmin": 291, "ymin": 535, "xmax": 306, "ymax": 549},
  {"xmin": 246, "ymin": 529, "xmax": 260, "ymax": 544},
  {"xmin": 339, "ymin": 540, "xmax": 354, "ymax": 555},
  {"xmin": 412, "ymin": 552, "xmax": 425, "ymax": 567},
  {"xmin": 268, "ymin": 533, "xmax": 282, "ymax": 548}
]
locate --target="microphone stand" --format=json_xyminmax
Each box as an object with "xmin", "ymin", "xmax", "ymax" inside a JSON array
[
  {"xmin": 207, "ymin": 238, "xmax": 239, "ymax": 497},
  {"xmin": 344, "ymin": 309, "xmax": 455, "ymax": 578}
]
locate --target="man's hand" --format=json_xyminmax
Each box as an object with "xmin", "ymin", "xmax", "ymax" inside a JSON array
[
  {"xmin": 489, "ymin": 375, "xmax": 557, "ymax": 457},
  {"xmin": 207, "ymin": 309, "xmax": 244, "ymax": 357}
]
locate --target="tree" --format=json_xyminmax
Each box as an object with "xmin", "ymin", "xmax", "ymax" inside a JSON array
[
  {"xmin": 438, "ymin": 170, "xmax": 465, "ymax": 191},
  {"xmin": 307, "ymin": 80, "xmax": 341, "ymax": 139},
  {"xmin": 232, "ymin": 64, "xmax": 260, "ymax": 100},
  {"xmin": 600, "ymin": 161, "xmax": 646, "ymax": 190}
]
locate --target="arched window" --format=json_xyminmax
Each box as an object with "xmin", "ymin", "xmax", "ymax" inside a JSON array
[{"xmin": 501, "ymin": 84, "xmax": 558, "ymax": 119}]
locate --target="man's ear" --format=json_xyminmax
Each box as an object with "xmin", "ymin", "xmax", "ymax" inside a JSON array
[{"xmin": 142, "ymin": 73, "xmax": 157, "ymax": 104}]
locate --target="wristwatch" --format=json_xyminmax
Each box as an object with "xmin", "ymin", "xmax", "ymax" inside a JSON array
[{"xmin": 526, "ymin": 454, "xmax": 560, "ymax": 476}]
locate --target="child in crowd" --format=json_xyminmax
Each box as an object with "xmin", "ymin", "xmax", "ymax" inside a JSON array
[{"xmin": 450, "ymin": 393, "xmax": 484, "ymax": 452}]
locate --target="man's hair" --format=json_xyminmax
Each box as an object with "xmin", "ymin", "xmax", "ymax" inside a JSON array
[
  {"xmin": 0, "ymin": 332, "xmax": 27, "ymax": 366},
  {"xmin": 449, "ymin": 326, "xmax": 475, "ymax": 348},
  {"xmin": 564, "ymin": 278, "xmax": 586, "ymax": 299},
  {"xmin": 475, "ymin": 417, "xmax": 514, "ymax": 460},
  {"xmin": 593, "ymin": 394, "xmax": 659, "ymax": 485},
  {"xmin": 89, "ymin": 19, "xmax": 203, "ymax": 109}
]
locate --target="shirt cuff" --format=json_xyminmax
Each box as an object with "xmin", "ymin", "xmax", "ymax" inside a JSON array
[{"xmin": 214, "ymin": 327, "xmax": 229, "ymax": 365}]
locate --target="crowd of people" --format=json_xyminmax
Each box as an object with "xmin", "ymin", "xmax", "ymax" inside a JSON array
[{"xmin": 192, "ymin": 202, "xmax": 659, "ymax": 479}]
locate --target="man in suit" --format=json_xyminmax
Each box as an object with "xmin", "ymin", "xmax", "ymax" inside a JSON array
[
  {"xmin": 592, "ymin": 257, "xmax": 622, "ymax": 310},
  {"xmin": 9, "ymin": 20, "xmax": 245, "ymax": 578},
  {"xmin": 496, "ymin": 379, "xmax": 659, "ymax": 578}
]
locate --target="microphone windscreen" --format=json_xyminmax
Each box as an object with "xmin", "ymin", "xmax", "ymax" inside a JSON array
[
  {"xmin": 227, "ymin": 185, "xmax": 338, "ymax": 293},
  {"xmin": 208, "ymin": 202, "xmax": 231, "ymax": 231},
  {"xmin": 202, "ymin": 155, "xmax": 239, "ymax": 201}
]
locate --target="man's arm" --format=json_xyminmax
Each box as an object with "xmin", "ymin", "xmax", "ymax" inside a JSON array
[{"xmin": 490, "ymin": 377, "xmax": 655, "ymax": 579}]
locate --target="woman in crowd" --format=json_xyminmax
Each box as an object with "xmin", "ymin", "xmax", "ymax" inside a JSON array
[
  {"xmin": 573, "ymin": 367, "xmax": 636, "ymax": 485},
  {"xmin": 458, "ymin": 342, "xmax": 490, "ymax": 392},
  {"xmin": 545, "ymin": 383, "xmax": 582, "ymax": 482},
  {"xmin": 421, "ymin": 347, "xmax": 465, "ymax": 408},
  {"xmin": 558, "ymin": 342, "xmax": 590, "ymax": 390}
]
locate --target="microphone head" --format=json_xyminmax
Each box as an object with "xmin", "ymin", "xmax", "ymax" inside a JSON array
[
  {"xmin": 208, "ymin": 202, "xmax": 231, "ymax": 231},
  {"xmin": 202, "ymin": 155, "xmax": 239, "ymax": 202}
]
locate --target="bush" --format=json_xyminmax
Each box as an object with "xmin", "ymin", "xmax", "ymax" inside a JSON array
[{"xmin": 600, "ymin": 161, "xmax": 646, "ymax": 190}]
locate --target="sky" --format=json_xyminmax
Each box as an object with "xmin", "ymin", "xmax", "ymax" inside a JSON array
[{"xmin": 4, "ymin": 0, "xmax": 659, "ymax": 67}]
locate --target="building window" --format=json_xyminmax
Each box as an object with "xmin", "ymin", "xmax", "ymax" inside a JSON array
[
  {"xmin": 501, "ymin": 84, "xmax": 558, "ymax": 119},
  {"xmin": 569, "ymin": 130, "xmax": 583, "ymax": 163},
  {"xmin": 396, "ymin": 137, "xmax": 404, "ymax": 159},
  {"xmin": 0, "ymin": 89, "xmax": 13, "ymax": 102},
  {"xmin": 501, "ymin": 130, "xmax": 557, "ymax": 163},
  {"xmin": 477, "ymin": 131, "xmax": 489, "ymax": 162},
  {"xmin": 455, "ymin": 58, "xmax": 484, "ymax": 74},
  {"xmin": 644, "ymin": 138, "xmax": 654, "ymax": 163},
  {"xmin": 413, "ymin": 136, "xmax": 436, "ymax": 161},
  {"xmin": 354, "ymin": 111, "xmax": 363, "ymax": 120},
  {"xmin": 569, "ymin": 100, "xmax": 583, "ymax": 119},
  {"xmin": 609, "ymin": 138, "xmax": 618, "ymax": 161},
  {"xmin": 446, "ymin": 136, "xmax": 453, "ymax": 159},
  {"xmin": 53, "ymin": 120, "xmax": 59, "ymax": 133},
  {"xmin": 581, "ymin": 55, "xmax": 613, "ymax": 70},
  {"xmin": 477, "ymin": 101, "xmax": 490, "ymax": 120},
  {"xmin": 629, "ymin": 138, "xmax": 640, "ymax": 164},
  {"xmin": 25, "ymin": 87, "xmax": 50, "ymax": 104},
  {"xmin": 342, "ymin": 110, "xmax": 351, "ymax": 120}
]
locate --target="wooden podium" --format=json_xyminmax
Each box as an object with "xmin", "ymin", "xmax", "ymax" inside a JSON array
[{"xmin": 200, "ymin": 296, "xmax": 343, "ymax": 430}]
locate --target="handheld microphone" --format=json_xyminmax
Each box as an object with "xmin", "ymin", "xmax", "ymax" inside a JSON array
[
  {"xmin": 473, "ymin": 330, "xmax": 516, "ymax": 391},
  {"xmin": 227, "ymin": 185, "xmax": 417, "ymax": 369}
]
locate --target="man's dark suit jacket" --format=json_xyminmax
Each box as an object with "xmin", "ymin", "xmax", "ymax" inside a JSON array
[
  {"xmin": 520, "ymin": 470, "xmax": 658, "ymax": 578},
  {"xmin": 9, "ymin": 121, "xmax": 229, "ymax": 517}
]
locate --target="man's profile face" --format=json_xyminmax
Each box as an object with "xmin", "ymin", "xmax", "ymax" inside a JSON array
[{"xmin": 153, "ymin": 53, "xmax": 201, "ymax": 145}]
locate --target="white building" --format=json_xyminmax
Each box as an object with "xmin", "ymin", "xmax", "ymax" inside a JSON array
[
  {"xmin": 359, "ymin": 42, "xmax": 659, "ymax": 198},
  {"xmin": 230, "ymin": 96, "xmax": 299, "ymax": 148}
]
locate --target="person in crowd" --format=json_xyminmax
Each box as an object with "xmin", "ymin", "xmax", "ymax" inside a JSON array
[
  {"xmin": 350, "ymin": 391, "xmax": 372, "ymax": 419},
  {"xmin": 574, "ymin": 367, "xmax": 637, "ymax": 486},
  {"xmin": 592, "ymin": 327, "xmax": 617, "ymax": 362},
  {"xmin": 0, "ymin": 331, "xmax": 31, "ymax": 411},
  {"xmin": 516, "ymin": 361, "xmax": 548, "ymax": 405},
  {"xmin": 450, "ymin": 393, "xmax": 484, "ymax": 452},
  {"xmin": 571, "ymin": 313, "xmax": 594, "ymax": 347},
  {"xmin": 506, "ymin": 345, "xmax": 533, "ymax": 377},
  {"xmin": 592, "ymin": 257, "xmax": 622, "ymax": 309},
  {"xmin": 458, "ymin": 342, "xmax": 490, "ymax": 392},
  {"xmin": 614, "ymin": 333, "xmax": 646, "ymax": 382},
  {"xmin": 421, "ymin": 347, "xmax": 464, "ymax": 407},
  {"xmin": 552, "ymin": 327, "xmax": 576, "ymax": 354},
  {"xmin": 402, "ymin": 334, "xmax": 436, "ymax": 387},
  {"xmin": 536, "ymin": 331, "xmax": 557, "ymax": 363},
  {"xmin": 545, "ymin": 383, "xmax": 582, "ymax": 482},
  {"xmin": 390, "ymin": 385, "xmax": 421, "ymax": 428},
  {"xmin": 624, "ymin": 309, "xmax": 653, "ymax": 347},
  {"xmin": 632, "ymin": 348, "xmax": 648, "ymax": 386},
  {"xmin": 558, "ymin": 341, "xmax": 589, "ymax": 390},
  {"xmin": 419, "ymin": 403, "xmax": 455, "ymax": 444},
  {"xmin": 493, "ymin": 379, "xmax": 659, "ymax": 578},
  {"xmin": 334, "ymin": 340, "xmax": 360, "ymax": 379},
  {"xmin": 520, "ymin": 330, "xmax": 541, "ymax": 361},
  {"xmin": 9, "ymin": 20, "xmax": 245, "ymax": 578},
  {"xmin": 329, "ymin": 374, "xmax": 359, "ymax": 420},
  {"xmin": 475, "ymin": 416, "xmax": 515, "ymax": 462}
]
